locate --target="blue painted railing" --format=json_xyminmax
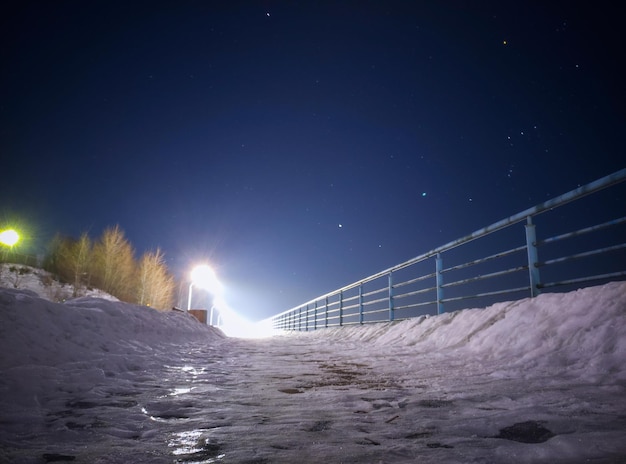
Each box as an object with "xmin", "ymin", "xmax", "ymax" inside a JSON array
[{"xmin": 266, "ymin": 168, "xmax": 626, "ymax": 331}]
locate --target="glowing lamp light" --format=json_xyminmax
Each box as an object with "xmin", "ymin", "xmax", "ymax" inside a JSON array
[
  {"xmin": 190, "ymin": 264, "xmax": 222, "ymax": 295},
  {"xmin": 187, "ymin": 264, "xmax": 222, "ymax": 311},
  {"xmin": 0, "ymin": 229, "xmax": 20, "ymax": 247}
]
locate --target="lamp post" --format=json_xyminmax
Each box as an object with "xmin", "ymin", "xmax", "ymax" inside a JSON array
[
  {"xmin": 187, "ymin": 282, "xmax": 195, "ymax": 311},
  {"xmin": 0, "ymin": 229, "xmax": 20, "ymax": 263}
]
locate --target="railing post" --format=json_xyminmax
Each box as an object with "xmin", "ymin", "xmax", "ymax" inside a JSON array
[
  {"xmin": 314, "ymin": 301, "xmax": 318, "ymax": 330},
  {"xmin": 358, "ymin": 284, "xmax": 364, "ymax": 324},
  {"xmin": 305, "ymin": 304, "xmax": 309, "ymax": 331},
  {"xmin": 324, "ymin": 296, "xmax": 329, "ymax": 328},
  {"xmin": 436, "ymin": 253, "xmax": 444, "ymax": 315},
  {"xmin": 339, "ymin": 291, "xmax": 344, "ymax": 326},
  {"xmin": 388, "ymin": 272, "xmax": 395, "ymax": 321},
  {"xmin": 525, "ymin": 216, "xmax": 541, "ymax": 297},
  {"xmin": 298, "ymin": 307, "xmax": 302, "ymax": 331}
]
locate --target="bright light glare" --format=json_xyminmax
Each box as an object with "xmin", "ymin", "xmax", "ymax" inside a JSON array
[
  {"xmin": 189, "ymin": 265, "xmax": 277, "ymax": 338},
  {"xmin": 190, "ymin": 264, "xmax": 222, "ymax": 295},
  {"xmin": 0, "ymin": 229, "xmax": 20, "ymax": 247},
  {"xmin": 212, "ymin": 296, "xmax": 277, "ymax": 338}
]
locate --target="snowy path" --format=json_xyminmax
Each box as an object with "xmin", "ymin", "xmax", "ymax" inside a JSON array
[
  {"xmin": 6, "ymin": 336, "xmax": 622, "ymax": 464},
  {"xmin": 2, "ymin": 283, "xmax": 626, "ymax": 463},
  {"xmin": 148, "ymin": 337, "xmax": 626, "ymax": 464}
]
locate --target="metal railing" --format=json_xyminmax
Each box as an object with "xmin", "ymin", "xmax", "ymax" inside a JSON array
[{"xmin": 266, "ymin": 168, "xmax": 626, "ymax": 331}]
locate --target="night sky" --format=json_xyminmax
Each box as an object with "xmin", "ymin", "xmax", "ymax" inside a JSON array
[{"xmin": 2, "ymin": 1, "xmax": 624, "ymax": 320}]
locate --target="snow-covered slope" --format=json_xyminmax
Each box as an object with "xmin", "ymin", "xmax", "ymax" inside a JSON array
[
  {"xmin": 306, "ymin": 282, "xmax": 626, "ymax": 383},
  {"xmin": 0, "ymin": 263, "xmax": 119, "ymax": 302},
  {"xmin": 0, "ymin": 288, "xmax": 224, "ymax": 370}
]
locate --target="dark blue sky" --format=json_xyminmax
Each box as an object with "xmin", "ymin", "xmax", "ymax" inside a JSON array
[{"xmin": 2, "ymin": 1, "xmax": 624, "ymax": 319}]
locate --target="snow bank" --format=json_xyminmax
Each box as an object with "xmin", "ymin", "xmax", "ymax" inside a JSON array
[
  {"xmin": 303, "ymin": 281, "xmax": 626, "ymax": 380},
  {"xmin": 0, "ymin": 263, "xmax": 119, "ymax": 303},
  {"xmin": 0, "ymin": 287, "xmax": 225, "ymax": 427},
  {"xmin": 0, "ymin": 288, "xmax": 224, "ymax": 370}
]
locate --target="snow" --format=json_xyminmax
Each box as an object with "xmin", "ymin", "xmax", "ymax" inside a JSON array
[
  {"xmin": 1, "ymin": 267, "xmax": 626, "ymax": 463},
  {"xmin": 0, "ymin": 264, "xmax": 119, "ymax": 303}
]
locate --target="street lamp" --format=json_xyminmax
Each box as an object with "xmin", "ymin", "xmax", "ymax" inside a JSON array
[
  {"xmin": 0, "ymin": 229, "xmax": 20, "ymax": 264},
  {"xmin": 187, "ymin": 264, "xmax": 221, "ymax": 311},
  {"xmin": 0, "ymin": 229, "xmax": 20, "ymax": 247}
]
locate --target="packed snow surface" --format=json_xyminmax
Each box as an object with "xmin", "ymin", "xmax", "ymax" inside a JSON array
[{"xmin": 1, "ymin": 279, "xmax": 626, "ymax": 463}]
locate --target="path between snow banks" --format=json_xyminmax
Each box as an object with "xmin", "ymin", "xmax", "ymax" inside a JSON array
[{"xmin": 1, "ymin": 282, "xmax": 625, "ymax": 463}]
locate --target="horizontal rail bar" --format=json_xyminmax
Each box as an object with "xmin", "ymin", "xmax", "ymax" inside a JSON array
[
  {"xmin": 393, "ymin": 286, "xmax": 437, "ymax": 299},
  {"xmin": 539, "ymin": 243, "xmax": 626, "ymax": 267},
  {"xmin": 442, "ymin": 244, "xmax": 527, "ymax": 274},
  {"xmin": 364, "ymin": 296, "xmax": 390, "ymax": 306},
  {"xmin": 395, "ymin": 300, "xmax": 437, "ymax": 311},
  {"xmin": 362, "ymin": 308, "xmax": 390, "ymax": 316},
  {"xmin": 441, "ymin": 286, "xmax": 531, "ymax": 303},
  {"xmin": 341, "ymin": 303, "xmax": 360, "ymax": 311},
  {"xmin": 441, "ymin": 265, "xmax": 528, "ymax": 288},
  {"xmin": 539, "ymin": 271, "xmax": 626, "ymax": 289},
  {"xmin": 537, "ymin": 216, "xmax": 626, "ymax": 246},
  {"xmin": 393, "ymin": 272, "xmax": 437, "ymax": 288},
  {"xmin": 362, "ymin": 287, "xmax": 387, "ymax": 298}
]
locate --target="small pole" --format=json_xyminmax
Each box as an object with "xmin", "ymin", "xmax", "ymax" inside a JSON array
[
  {"xmin": 359, "ymin": 284, "xmax": 364, "ymax": 324},
  {"xmin": 339, "ymin": 291, "xmax": 344, "ymax": 326},
  {"xmin": 187, "ymin": 283, "xmax": 194, "ymax": 311},
  {"xmin": 436, "ymin": 253, "xmax": 444, "ymax": 315},
  {"xmin": 314, "ymin": 301, "xmax": 318, "ymax": 330},
  {"xmin": 325, "ymin": 296, "xmax": 329, "ymax": 328},
  {"xmin": 388, "ymin": 272, "xmax": 395, "ymax": 321},
  {"xmin": 525, "ymin": 216, "xmax": 541, "ymax": 297}
]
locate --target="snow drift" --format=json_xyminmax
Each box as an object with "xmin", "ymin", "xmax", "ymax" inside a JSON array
[
  {"xmin": 304, "ymin": 281, "xmax": 626, "ymax": 380},
  {"xmin": 0, "ymin": 288, "xmax": 224, "ymax": 370}
]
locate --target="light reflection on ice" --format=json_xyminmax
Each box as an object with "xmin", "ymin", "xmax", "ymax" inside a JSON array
[
  {"xmin": 170, "ymin": 386, "xmax": 194, "ymax": 396},
  {"xmin": 169, "ymin": 429, "xmax": 203, "ymax": 455},
  {"xmin": 140, "ymin": 406, "xmax": 168, "ymax": 423},
  {"xmin": 165, "ymin": 365, "xmax": 207, "ymax": 377},
  {"xmin": 169, "ymin": 429, "xmax": 225, "ymax": 463}
]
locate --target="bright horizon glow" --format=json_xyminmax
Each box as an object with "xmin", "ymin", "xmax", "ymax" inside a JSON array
[
  {"xmin": 212, "ymin": 296, "xmax": 278, "ymax": 338},
  {"xmin": 0, "ymin": 229, "xmax": 20, "ymax": 247}
]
